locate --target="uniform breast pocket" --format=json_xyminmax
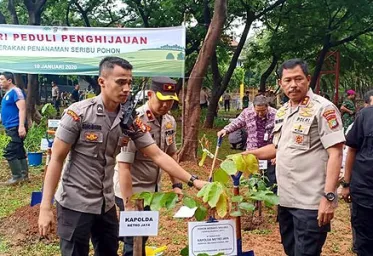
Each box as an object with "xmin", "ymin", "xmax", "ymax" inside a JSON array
[
  {"xmin": 74, "ymin": 131, "xmax": 104, "ymax": 157},
  {"xmin": 289, "ymin": 123, "xmax": 311, "ymax": 150}
]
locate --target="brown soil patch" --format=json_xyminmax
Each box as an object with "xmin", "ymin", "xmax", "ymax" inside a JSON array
[{"xmin": 0, "ymin": 204, "xmax": 58, "ymax": 245}]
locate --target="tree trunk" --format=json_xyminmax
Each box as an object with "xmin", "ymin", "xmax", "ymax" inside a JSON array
[
  {"xmin": 26, "ymin": 74, "xmax": 39, "ymax": 125},
  {"xmin": 204, "ymin": 92, "xmax": 220, "ymax": 127},
  {"xmin": 203, "ymin": 15, "xmax": 254, "ymax": 128},
  {"xmin": 24, "ymin": 0, "xmax": 47, "ymax": 123},
  {"xmin": 178, "ymin": 0, "xmax": 227, "ymax": 162},
  {"xmin": 310, "ymin": 35, "xmax": 331, "ymax": 90},
  {"xmin": 259, "ymin": 54, "xmax": 278, "ymax": 92},
  {"xmin": 14, "ymin": 75, "xmax": 26, "ymax": 90},
  {"xmin": 0, "ymin": 11, "xmax": 6, "ymax": 24}
]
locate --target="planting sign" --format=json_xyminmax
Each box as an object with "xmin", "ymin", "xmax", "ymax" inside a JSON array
[
  {"xmin": 188, "ymin": 220, "xmax": 237, "ymax": 256},
  {"xmin": 0, "ymin": 24, "xmax": 185, "ymax": 77}
]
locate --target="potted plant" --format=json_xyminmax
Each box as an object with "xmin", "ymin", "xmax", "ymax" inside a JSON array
[
  {"xmin": 23, "ymin": 103, "xmax": 56, "ymax": 166},
  {"xmin": 23, "ymin": 122, "xmax": 46, "ymax": 166}
]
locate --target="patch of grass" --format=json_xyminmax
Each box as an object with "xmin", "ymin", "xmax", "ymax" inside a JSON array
[
  {"xmin": 19, "ymin": 242, "xmax": 60, "ymax": 256},
  {"xmin": 249, "ymin": 229, "xmax": 272, "ymax": 235},
  {"xmin": 0, "ymin": 237, "xmax": 9, "ymax": 253},
  {"xmin": 0, "ymin": 164, "xmax": 44, "ymax": 218}
]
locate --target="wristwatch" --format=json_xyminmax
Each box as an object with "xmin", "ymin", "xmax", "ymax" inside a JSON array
[
  {"xmin": 324, "ymin": 192, "xmax": 336, "ymax": 202},
  {"xmin": 172, "ymin": 183, "xmax": 183, "ymax": 190},
  {"xmin": 187, "ymin": 175, "xmax": 198, "ymax": 187},
  {"xmin": 340, "ymin": 179, "xmax": 350, "ymax": 188}
]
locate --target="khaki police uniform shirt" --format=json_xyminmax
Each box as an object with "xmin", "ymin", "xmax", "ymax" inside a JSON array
[
  {"xmin": 273, "ymin": 89, "xmax": 345, "ymax": 210},
  {"xmin": 114, "ymin": 103, "xmax": 177, "ymax": 196},
  {"xmin": 54, "ymin": 95, "xmax": 155, "ymax": 214}
]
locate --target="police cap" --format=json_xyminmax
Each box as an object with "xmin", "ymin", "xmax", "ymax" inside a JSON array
[{"xmin": 151, "ymin": 76, "xmax": 179, "ymax": 101}]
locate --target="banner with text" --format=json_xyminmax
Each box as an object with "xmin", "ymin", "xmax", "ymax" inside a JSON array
[{"xmin": 0, "ymin": 25, "xmax": 185, "ymax": 77}]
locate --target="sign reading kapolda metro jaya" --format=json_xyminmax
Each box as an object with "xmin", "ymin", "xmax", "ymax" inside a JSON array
[{"xmin": 0, "ymin": 24, "xmax": 186, "ymax": 77}]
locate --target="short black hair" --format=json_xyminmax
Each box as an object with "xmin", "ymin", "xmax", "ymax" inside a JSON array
[
  {"xmin": 99, "ymin": 56, "xmax": 133, "ymax": 76},
  {"xmin": 278, "ymin": 58, "xmax": 309, "ymax": 79},
  {"xmin": 363, "ymin": 90, "xmax": 373, "ymax": 104},
  {"xmin": 1, "ymin": 72, "xmax": 14, "ymax": 83}
]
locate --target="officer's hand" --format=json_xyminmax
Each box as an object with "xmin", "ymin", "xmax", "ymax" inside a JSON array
[
  {"xmin": 193, "ymin": 180, "xmax": 208, "ymax": 190},
  {"xmin": 125, "ymin": 203, "xmax": 135, "ymax": 211},
  {"xmin": 217, "ymin": 129, "xmax": 227, "ymax": 138},
  {"xmin": 341, "ymin": 187, "xmax": 351, "ymax": 203},
  {"xmin": 270, "ymin": 158, "xmax": 276, "ymax": 165},
  {"xmin": 317, "ymin": 197, "xmax": 334, "ymax": 227},
  {"xmin": 38, "ymin": 207, "xmax": 54, "ymax": 237},
  {"xmin": 18, "ymin": 126, "xmax": 26, "ymax": 138},
  {"xmin": 173, "ymin": 187, "xmax": 183, "ymax": 201}
]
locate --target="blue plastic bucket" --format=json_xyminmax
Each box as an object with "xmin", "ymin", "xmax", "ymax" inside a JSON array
[{"xmin": 27, "ymin": 152, "xmax": 43, "ymax": 166}]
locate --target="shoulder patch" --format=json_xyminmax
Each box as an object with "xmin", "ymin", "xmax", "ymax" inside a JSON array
[
  {"xmin": 323, "ymin": 108, "xmax": 339, "ymax": 129},
  {"xmin": 134, "ymin": 117, "xmax": 151, "ymax": 132},
  {"xmin": 67, "ymin": 109, "xmax": 80, "ymax": 122}
]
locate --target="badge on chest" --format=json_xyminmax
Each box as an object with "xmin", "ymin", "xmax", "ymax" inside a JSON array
[
  {"xmin": 81, "ymin": 131, "xmax": 103, "ymax": 143},
  {"xmin": 165, "ymin": 129, "xmax": 175, "ymax": 146}
]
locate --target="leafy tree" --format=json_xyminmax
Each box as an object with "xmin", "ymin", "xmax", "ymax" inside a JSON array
[{"xmin": 203, "ymin": 0, "xmax": 287, "ymax": 129}]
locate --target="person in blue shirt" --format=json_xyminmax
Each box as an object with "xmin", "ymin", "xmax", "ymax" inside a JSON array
[{"xmin": 0, "ymin": 72, "xmax": 28, "ymax": 185}]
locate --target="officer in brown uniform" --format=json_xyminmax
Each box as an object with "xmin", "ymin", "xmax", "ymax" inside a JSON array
[
  {"xmin": 113, "ymin": 76, "xmax": 181, "ymax": 255},
  {"xmin": 38, "ymin": 57, "xmax": 205, "ymax": 256},
  {"xmin": 244, "ymin": 59, "xmax": 345, "ymax": 256}
]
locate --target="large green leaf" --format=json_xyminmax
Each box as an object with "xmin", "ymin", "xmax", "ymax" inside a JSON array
[
  {"xmin": 207, "ymin": 183, "xmax": 224, "ymax": 208},
  {"xmin": 216, "ymin": 193, "xmax": 228, "ymax": 217},
  {"xmin": 150, "ymin": 192, "xmax": 164, "ymax": 210},
  {"xmin": 250, "ymin": 190, "xmax": 279, "ymax": 206},
  {"xmin": 231, "ymin": 195, "xmax": 243, "ymax": 203},
  {"xmin": 197, "ymin": 182, "xmax": 209, "ymax": 198},
  {"xmin": 227, "ymin": 153, "xmax": 246, "ymax": 171},
  {"xmin": 138, "ymin": 192, "xmax": 153, "ymax": 207},
  {"xmin": 238, "ymin": 202, "xmax": 256, "ymax": 212},
  {"xmin": 195, "ymin": 206, "xmax": 208, "ymax": 221},
  {"xmin": 220, "ymin": 160, "xmax": 237, "ymax": 175},
  {"xmin": 180, "ymin": 246, "xmax": 188, "ymax": 256},
  {"xmin": 213, "ymin": 168, "xmax": 230, "ymax": 184},
  {"xmin": 163, "ymin": 192, "xmax": 178, "ymax": 210},
  {"xmin": 230, "ymin": 210, "xmax": 242, "ymax": 217},
  {"xmin": 183, "ymin": 196, "xmax": 197, "ymax": 209},
  {"xmin": 242, "ymin": 154, "xmax": 259, "ymax": 175}
]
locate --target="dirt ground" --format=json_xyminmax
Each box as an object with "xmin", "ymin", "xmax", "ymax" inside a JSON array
[{"xmin": 0, "ymin": 160, "xmax": 355, "ymax": 256}]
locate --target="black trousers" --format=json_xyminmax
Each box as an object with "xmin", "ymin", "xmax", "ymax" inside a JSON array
[
  {"xmin": 4, "ymin": 126, "xmax": 27, "ymax": 161},
  {"xmin": 115, "ymin": 196, "xmax": 149, "ymax": 256},
  {"xmin": 264, "ymin": 161, "xmax": 277, "ymax": 194},
  {"xmin": 351, "ymin": 202, "xmax": 373, "ymax": 256},
  {"xmin": 224, "ymin": 100, "xmax": 230, "ymax": 111},
  {"xmin": 56, "ymin": 202, "xmax": 119, "ymax": 256},
  {"xmin": 278, "ymin": 206, "xmax": 330, "ymax": 256}
]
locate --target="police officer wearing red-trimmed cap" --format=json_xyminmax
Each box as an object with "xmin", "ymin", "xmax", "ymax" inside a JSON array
[{"xmin": 114, "ymin": 76, "xmax": 181, "ymax": 256}]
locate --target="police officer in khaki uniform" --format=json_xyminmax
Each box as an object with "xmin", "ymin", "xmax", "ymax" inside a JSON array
[
  {"xmin": 244, "ymin": 59, "xmax": 345, "ymax": 256},
  {"xmin": 113, "ymin": 76, "xmax": 181, "ymax": 256},
  {"xmin": 38, "ymin": 57, "xmax": 206, "ymax": 256}
]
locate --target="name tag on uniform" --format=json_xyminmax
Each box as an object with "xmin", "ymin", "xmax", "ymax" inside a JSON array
[{"xmin": 119, "ymin": 211, "xmax": 159, "ymax": 237}]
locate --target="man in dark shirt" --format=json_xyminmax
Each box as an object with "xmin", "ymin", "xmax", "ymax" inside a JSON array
[
  {"xmin": 71, "ymin": 84, "xmax": 80, "ymax": 103},
  {"xmin": 242, "ymin": 90, "xmax": 250, "ymax": 108},
  {"xmin": 342, "ymin": 89, "xmax": 373, "ymax": 256}
]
